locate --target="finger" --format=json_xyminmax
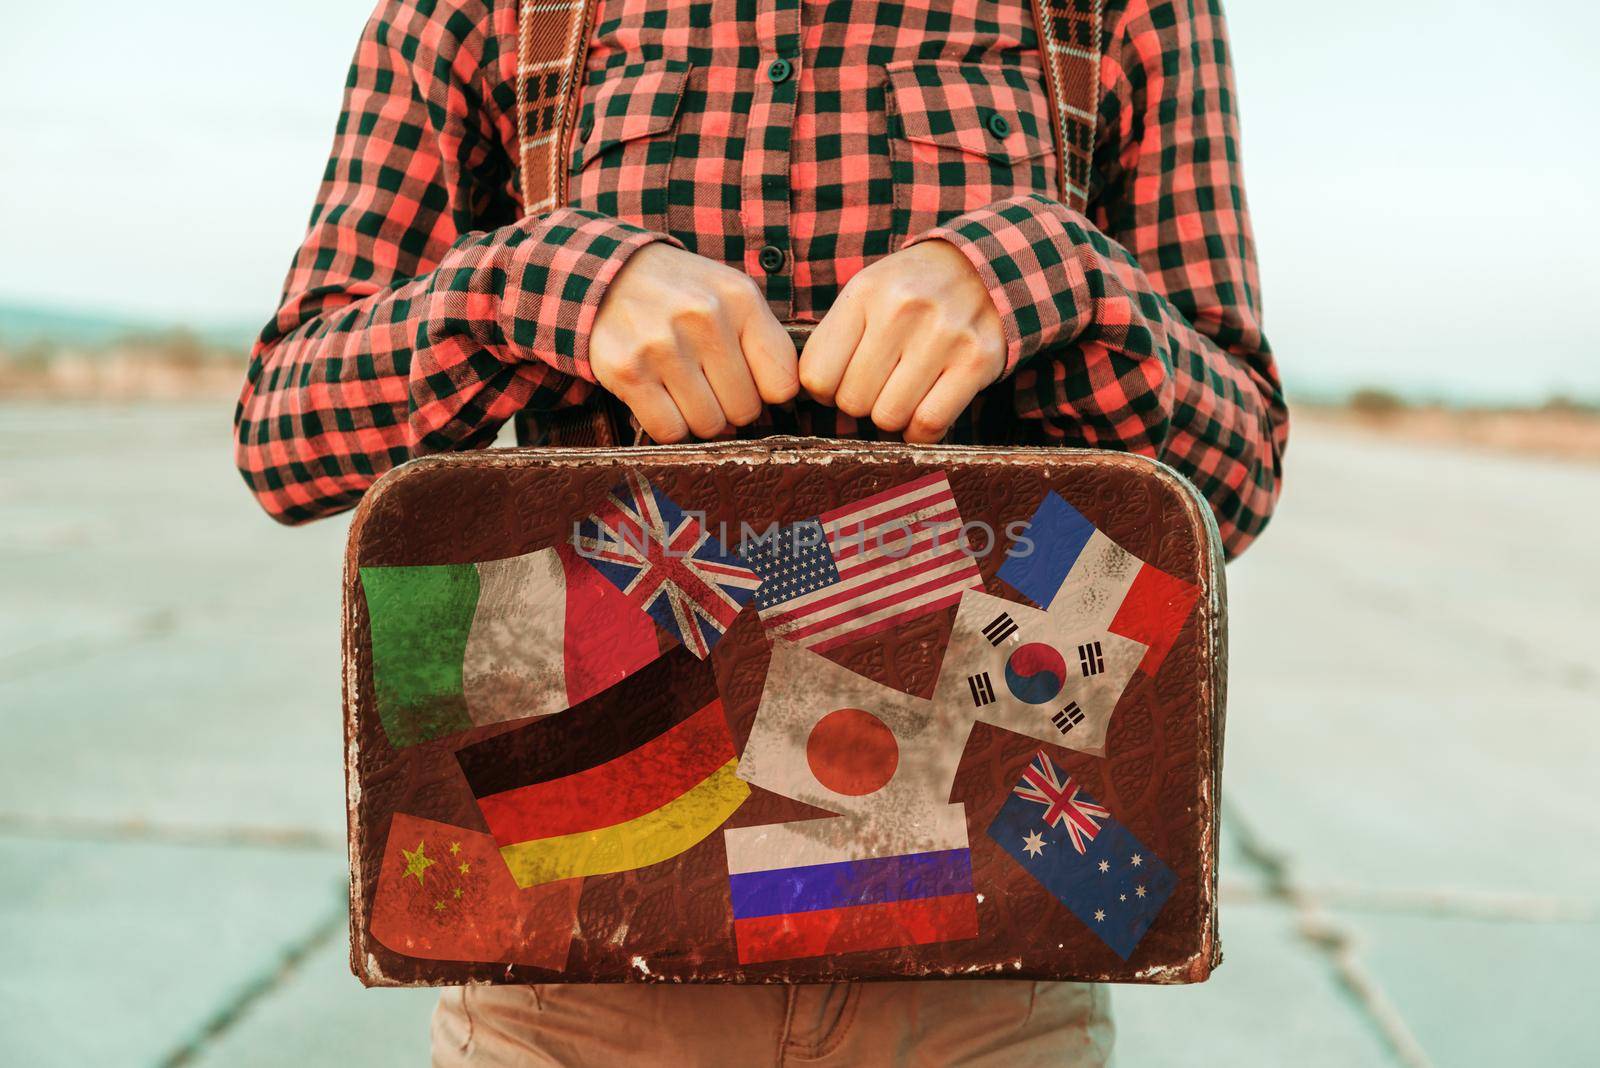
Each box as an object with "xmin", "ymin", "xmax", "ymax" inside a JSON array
[
  {"xmin": 870, "ymin": 330, "xmax": 944, "ymax": 433},
  {"xmin": 658, "ymin": 351, "xmax": 729, "ymax": 439},
  {"xmin": 739, "ymin": 306, "xmax": 800, "ymax": 404},
  {"xmin": 903, "ymin": 366, "xmax": 990, "ymax": 444},
  {"xmin": 798, "ymin": 287, "xmax": 865, "ymax": 404},
  {"xmin": 621, "ymin": 380, "xmax": 691, "ymax": 444},
  {"xmin": 833, "ymin": 312, "xmax": 903, "ymax": 419},
  {"xmin": 695, "ymin": 310, "xmax": 765, "ymax": 427}
]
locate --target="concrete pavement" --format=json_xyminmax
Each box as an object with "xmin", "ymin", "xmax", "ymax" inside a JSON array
[{"xmin": 1, "ymin": 404, "xmax": 1594, "ymax": 1066}]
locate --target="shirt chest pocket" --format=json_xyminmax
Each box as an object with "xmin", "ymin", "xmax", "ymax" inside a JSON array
[
  {"xmin": 568, "ymin": 59, "xmax": 692, "ymax": 234},
  {"xmin": 884, "ymin": 61, "xmax": 1059, "ymax": 244}
]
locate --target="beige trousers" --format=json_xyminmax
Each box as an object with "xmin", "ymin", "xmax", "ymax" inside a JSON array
[{"xmin": 432, "ymin": 981, "xmax": 1112, "ymax": 1067}]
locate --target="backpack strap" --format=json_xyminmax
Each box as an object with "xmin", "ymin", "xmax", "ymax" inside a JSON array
[
  {"xmin": 1028, "ymin": 0, "xmax": 1104, "ymax": 212},
  {"xmin": 517, "ymin": 0, "xmax": 624, "ymax": 445},
  {"xmin": 517, "ymin": 0, "xmax": 599, "ymax": 215}
]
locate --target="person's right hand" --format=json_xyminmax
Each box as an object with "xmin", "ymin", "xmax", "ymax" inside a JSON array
[{"xmin": 589, "ymin": 243, "xmax": 798, "ymax": 442}]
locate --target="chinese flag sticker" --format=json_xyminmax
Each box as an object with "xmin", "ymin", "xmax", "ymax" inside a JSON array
[{"xmin": 369, "ymin": 813, "xmax": 580, "ymax": 970}]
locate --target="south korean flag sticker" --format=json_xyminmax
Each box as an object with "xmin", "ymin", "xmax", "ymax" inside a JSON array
[{"xmin": 935, "ymin": 591, "xmax": 1145, "ymax": 757}]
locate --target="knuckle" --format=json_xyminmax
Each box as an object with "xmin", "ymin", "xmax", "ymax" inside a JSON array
[
  {"xmin": 605, "ymin": 351, "xmax": 653, "ymax": 388},
  {"xmin": 717, "ymin": 271, "xmax": 763, "ymax": 307},
  {"xmin": 763, "ymin": 368, "xmax": 801, "ymax": 404},
  {"xmin": 690, "ymin": 417, "xmax": 728, "ymax": 439},
  {"xmin": 908, "ymin": 411, "xmax": 947, "ymax": 440},
  {"xmin": 726, "ymin": 402, "xmax": 762, "ymax": 427},
  {"xmin": 638, "ymin": 333, "xmax": 676, "ymax": 357},
  {"xmin": 945, "ymin": 325, "xmax": 982, "ymax": 354},
  {"xmin": 668, "ymin": 287, "xmax": 726, "ymax": 326},
  {"xmin": 670, "ymin": 295, "xmax": 721, "ymax": 330},
  {"xmin": 835, "ymin": 389, "xmax": 871, "ymax": 418},
  {"xmin": 650, "ymin": 419, "xmax": 689, "ymax": 444},
  {"xmin": 797, "ymin": 365, "xmax": 832, "ymax": 401},
  {"xmin": 886, "ymin": 280, "xmax": 933, "ymax": 313},
  {"xmin": 872, "ymin": 402, "xmax": 912, "ymax": 433},
  {"xmin": 722, "ymin": 385, "xmax": 764, "ymax": 426},
  {"xmin": 941, "ymin": 327, "xmax": 999, "ymax": 375},
  {"xmin": 960, "ymin": 344, "xmax": 1003, "ymax": 378},
  {"xmin": 637, "ymin": 337, "xmax": 680, "ymax": 367}
]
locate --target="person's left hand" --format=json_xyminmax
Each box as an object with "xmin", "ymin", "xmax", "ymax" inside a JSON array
[{"xmin": 798, "ymin": 240, "xmax": 1006, "ymax": 443}]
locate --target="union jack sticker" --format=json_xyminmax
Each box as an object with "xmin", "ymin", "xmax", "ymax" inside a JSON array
[
  {"xmin": 573, "ymin": 472, "xmax": 761, "ymax": 658},
  {"xmin": 1013, "ymin": 750, "xmax": 1111, "ymax": 855}
]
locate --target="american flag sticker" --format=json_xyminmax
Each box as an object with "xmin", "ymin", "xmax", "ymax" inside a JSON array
[{"xmin": 738, "ymin": 472, "xmax": 983, "ymax": 652}]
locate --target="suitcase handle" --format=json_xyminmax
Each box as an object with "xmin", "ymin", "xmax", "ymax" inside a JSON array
[{"xmin": 538, "ymin": 323, "xmax": 816, "ymax": 448}]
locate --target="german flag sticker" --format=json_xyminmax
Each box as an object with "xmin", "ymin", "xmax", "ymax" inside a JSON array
[{"xmin": 454, "ymin": 649, "xmax": 748, "ymax": 888}]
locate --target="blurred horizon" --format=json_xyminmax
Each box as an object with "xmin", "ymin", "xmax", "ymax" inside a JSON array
[{"xmin": 2, "ymin": 0, "xmax": 1596, "ymax": 406}]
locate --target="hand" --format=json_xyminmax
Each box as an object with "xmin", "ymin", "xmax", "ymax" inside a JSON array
[
  {"xmin": 591, "ymin": 243, "xmax": 799, "ymax": 442},
  {"xmin": 799, "ymin": 240, "xmax": 1005, "ymax": 443}
]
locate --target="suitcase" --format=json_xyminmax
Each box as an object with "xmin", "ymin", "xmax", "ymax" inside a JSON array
[{"xmin": 343, "ymin": 437, "xmax": 1226, "ymax": 985}]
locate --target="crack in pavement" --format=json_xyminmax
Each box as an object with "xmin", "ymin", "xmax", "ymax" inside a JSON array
[
  {"xmin": 0, "ymin": 809, "xmax": 351, "ymax": 1063},
  {"xmin": 1221, "ymin": 874, "xmax": 1600, "ymax": 924},
  {"xmin": 1291, "ymin": 883, "xmax": 1600, "ymax": 925},
  {"xmin": 1223, "ymin": 798, "xmax": 1433, "ymax": 1068},
  {"xmin": 0, "ymin": 812, "xmax": 343, "ymax": 853},
  {"xmin": 157, "ymin": 889, "xmax": 349, "ymax": 1068}
]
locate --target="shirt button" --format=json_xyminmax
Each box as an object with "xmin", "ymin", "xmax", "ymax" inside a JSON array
[
  {"xmin": 758, "ymin": 245, "xmax": 786, "ymax": 273},
  {"xmin": 986, "ymin": 112, "xmax": 1012, "ymax": 139},
  {"xmin": 767, "ymin": 58, "xmax": 793, "ymax": 84}
]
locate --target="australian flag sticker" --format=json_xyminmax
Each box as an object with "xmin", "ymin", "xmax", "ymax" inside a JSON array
[{"xmin": 986, "ymin": 750, "xmax": 1177, "ymax": 958}]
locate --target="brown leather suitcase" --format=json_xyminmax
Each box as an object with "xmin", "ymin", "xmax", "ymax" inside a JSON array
[{"xmin": 343, "ymin": 438, "xmax": 1225, "ymax": 985}]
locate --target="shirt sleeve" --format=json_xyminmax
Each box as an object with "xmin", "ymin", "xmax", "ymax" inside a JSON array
[
  {"xmin": 233, "ymin": 0, "xmax": 672, "ymax": 524},
  {"xmin": 907, "ymin": 0, "xmax": 1288, "ymax": 558}
]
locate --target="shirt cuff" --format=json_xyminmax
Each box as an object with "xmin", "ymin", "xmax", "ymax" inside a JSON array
[
  {"xmin": 904, "ymin": 193, "xmax": 1090, "ymax": 374},
  {"xmin": 497, "ymin": 208, "xmax": 682, "ymax": 381}
]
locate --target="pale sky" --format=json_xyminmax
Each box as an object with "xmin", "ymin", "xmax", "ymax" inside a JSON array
[{"xmin": 2, "ymin": 0, "xmax": 1595, "ymax": 402}]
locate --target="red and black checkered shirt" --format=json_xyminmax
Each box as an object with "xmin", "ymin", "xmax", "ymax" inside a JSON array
[{"xmin": 235, "ymin": 0, "xmax": 1287, "ymax": 556}]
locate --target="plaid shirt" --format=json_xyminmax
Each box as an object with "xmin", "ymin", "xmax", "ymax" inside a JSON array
[{"xmin": 235, "ymin": 0, "xmax": 1286, "ymax": 556}]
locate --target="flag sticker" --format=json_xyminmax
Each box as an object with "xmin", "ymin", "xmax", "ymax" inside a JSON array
[
  {"xmin": 1012, "ymin": 752, "xmax": 1110, "ymax": 853},
  {"xmin": 455, "ymin": 650, "xmax": 748, "ymax": 888},
  {"xmin": 987, "ymin": 751, "xmax": 1176, "ymax": 959},
  {"xmin": 730, "ymin": 639, "xmax": 982, "ymax": 961},
  {"xmin": 369, "ymin": 813, "xmax": 581, "ymax": 970},
  {"xmin": 738, "ymin": 472, "xmax": 983, "ymax": 652},
  {"xmin": 736, "ymin": 640, "xmax": 967, "ymax": 821},
  {"xmin": 359, "ymin": 543, "xmax": 662, "ymax": 748},
  {"xmin": 1051, "ymin": 702, "xmax": 1085, "ymax": 735},
  {"xmin": 747, "ymin": 521, "xmax": 839, "ymax": 609},
  {"xmin": 723, "ymin": 806, "xmax": 978, "ymax": 963},
  {"xmin": 982, "ymin": 612, "xmax": 1019, "ymax": 646},
  {"xmin": 934, "ymin": 589, "xmax": 1145, "ymax": 757},
  {"xmin": 998, "ymin": 491, "xmax": 1200, "ymax": 674},
  {"xmin": 575, "ymin": 471, "xmax": 760, "ymax": 659}
]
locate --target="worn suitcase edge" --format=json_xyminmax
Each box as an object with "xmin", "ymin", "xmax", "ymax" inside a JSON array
[{"xmin": 342, "ymin": 438, "xmax": 1229, "ymax": 987}]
